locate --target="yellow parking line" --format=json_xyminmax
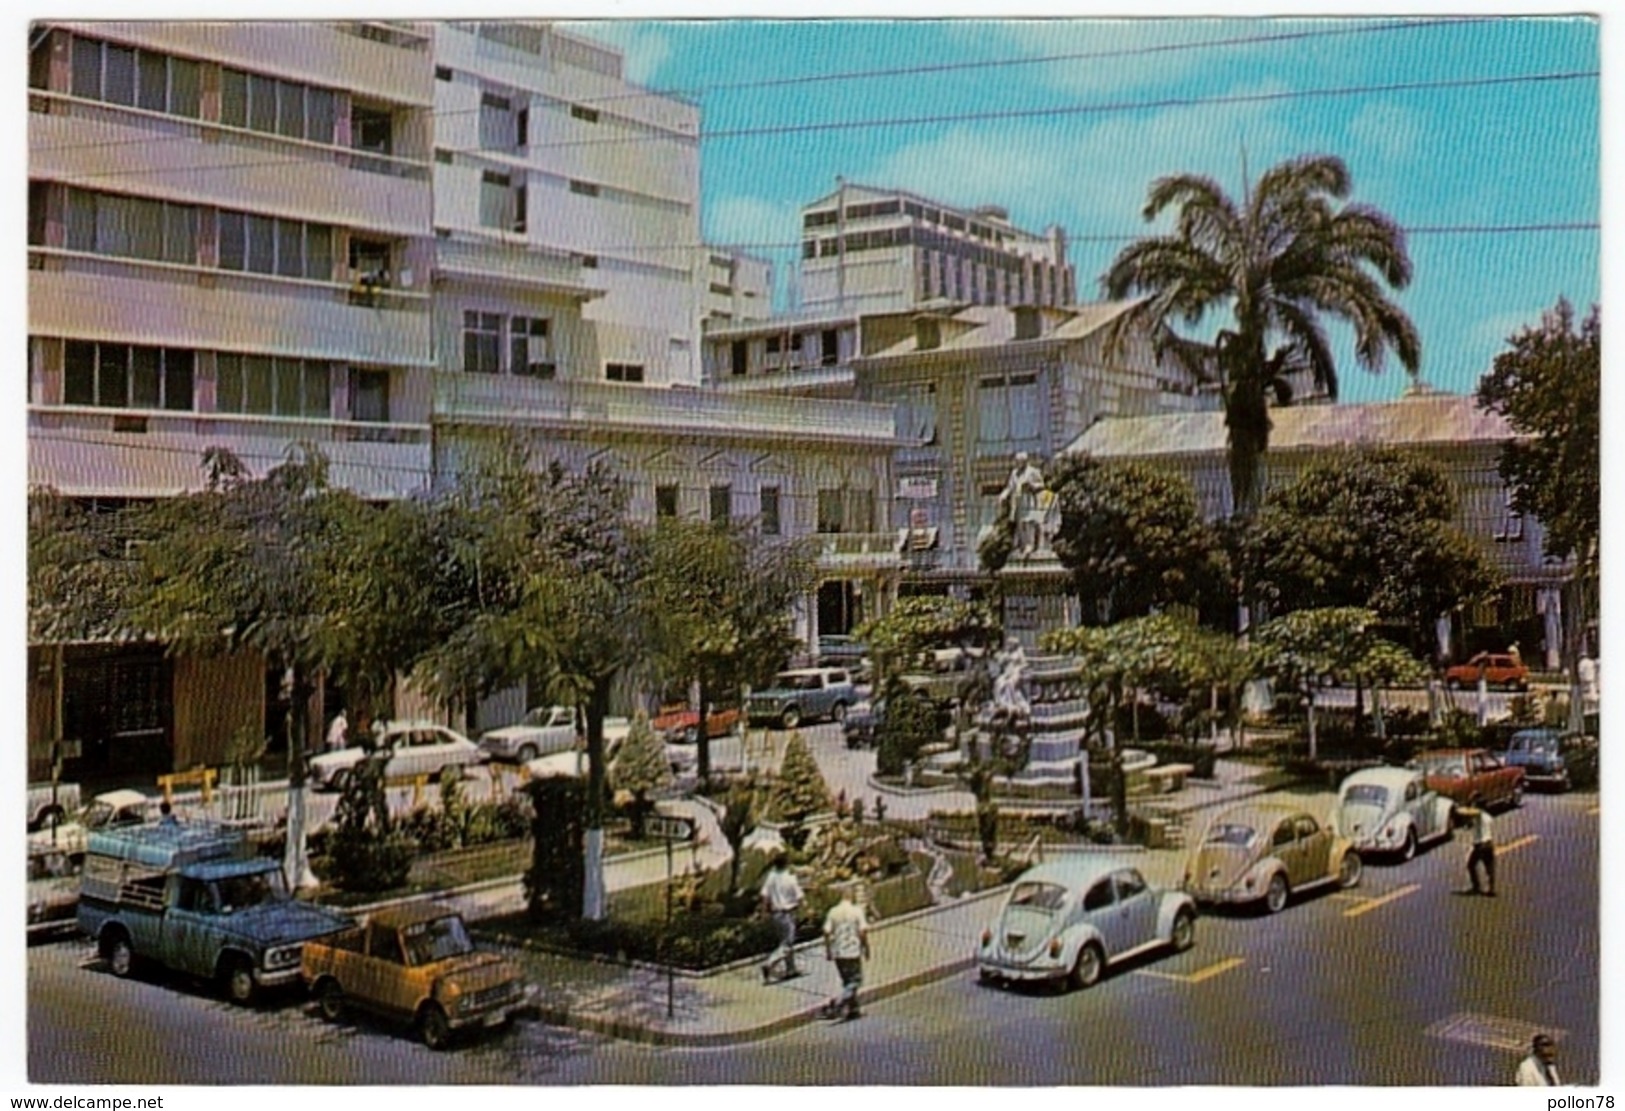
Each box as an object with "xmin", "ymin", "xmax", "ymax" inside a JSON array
[
  {"xmin": 1499, "ymin": 834, "xmax": 1540, "ymax": 854},
  {"xmin": 1343, "ymin": 883, "xmax": 1420, "ymax": 918},
  {"xmin": 1135, "ymin": 956, "xmax": 1245, "ymax": 984},
  {"xmin": 1328, "ymin": 892, "xmax": 1364, "ymax": 902}
]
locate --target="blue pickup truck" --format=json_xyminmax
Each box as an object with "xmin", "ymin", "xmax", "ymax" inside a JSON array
[{"xmin": 78, "ymin": 823, "xmax": 350, "ymax": 1004}]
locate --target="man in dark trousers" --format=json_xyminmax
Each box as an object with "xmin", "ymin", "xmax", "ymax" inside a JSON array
[{"xmin": 1460, "ymin": 805, "xmax": 1496, "ymax": 896}]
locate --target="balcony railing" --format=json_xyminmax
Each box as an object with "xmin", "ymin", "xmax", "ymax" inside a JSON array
[{"xmin": 816, "ymin": 531, "xmax": 904, "ymax": 571}]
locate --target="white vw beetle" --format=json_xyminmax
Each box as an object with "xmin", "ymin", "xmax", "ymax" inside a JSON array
[
  {"xmin": 1330, "ymin": 765, "xmax": 1455, "ymax": 861},
  {"xmin": 978, "ymin": 856, "xmax": 1196, "ymax": 991}
]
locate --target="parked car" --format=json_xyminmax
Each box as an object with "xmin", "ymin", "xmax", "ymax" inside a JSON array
[
  {"xmin": 481, "ymin": 706, "xmax": 591, "ymax": 764},
  {"xmin": 302, "ymin": 903, "xmax": 528, "ymax": 1049},
  {"xmin": 1183, "ymin": 803, "xmax": 1362, "ymax": 914},
  {"xmin": 80, "ymin": 823, "xmax": 351, "ymax": 1004},
  {"xmin": 1329, "ymin": 766, "xmax": 1455, "ymax": 861},
  {"xmin": 1411, "ymin": 747, "xmax": 1525, "ymax": 811},
  {"xmin": 977, "ymin": 857, "xmax": 1196, "ymax": 990},
  {"xmin": 1503, "ymin": 728, "xmax": 1588, "ymax": 792},
  {"xmin": 746, "ymin": 668, "xmax": 856, "ymax": 730},
  {"xmin": 28, "ymin": 788, "xmax": 152, "ymax": 877},
  {"xmin": 523, "ymin": 728, "xmax": 689, "ymax": 781},
  {"xmin": 1444, "ymin": 652, "xmax": 1529, "ymax": 690},
  {"xmin": 27, "ymin": 781, "xmax": 82, "ymax": 832},
  {"xmin": 653, "ymin": 704, "xmax": 743, "ymax": 744},
  {"xmin": 307, "ymin": 721, "xmax": 488, "ymax": 792}
]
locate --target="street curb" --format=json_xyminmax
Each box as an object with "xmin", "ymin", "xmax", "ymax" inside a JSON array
[{"xmin": 530, "ymin": 953, "xmax": 982, "ymax": 1048}]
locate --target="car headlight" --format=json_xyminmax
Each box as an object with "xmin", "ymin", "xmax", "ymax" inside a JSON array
[{"xmin": 264, "ymin": 944, "xmax": 302, "ymax": 970}]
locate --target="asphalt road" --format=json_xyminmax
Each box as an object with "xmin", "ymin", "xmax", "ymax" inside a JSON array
[{"xmin": 26, "ymin": 789, "xmax": 1596, "ymax": 1086}]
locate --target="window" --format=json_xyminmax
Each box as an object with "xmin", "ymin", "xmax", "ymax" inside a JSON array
[
  {"xmin": 480, "ymin": 171, "xmax": 525, "ymax": 232},
  {"xmin": 893, "ymin": 383, "xmax": 938, "ymax": 445},
  {"xmin": 63, "ymin": 342, "xmax": 193, "ymax": 410},
  {"xmin": 730, "ymin": 340, "xmax": 748, "ymax": 377},
  {"xmin": 65, "ymin": 188, "xmax": 197, "ymax": 265},
  {"xmin": 462, "ymin": 311, "xmax": 502, "ymax": 373},
  {"xmin": 217, "ymin": 209, "xmax": 331, "ymax": 280},
  {"xmin": 820, "ymin": 329, "xmax": 840, "ymax": 367},
  {"xmin": 216, "ymin": 354, "xmax": 330, "ymax": 418},
  {"xmin": 760, "ymin": 486, "xmax": 781, "ymax": 535},
  {"xmin": 510, "ymin": 316, "xmax": 553, "ymax": 377},
  {"xmin": 1082, "ymin": 880, "xmax": 1115, "ymax": 912},
  {"xmin": 1495, "ymin": 485, "xmax": 1526, "ymax": 542},
  {"xmin": 817, "ymin": 489, "xmax": 844, "ymax": 534},
  {"xmin": 570, "ymin": 179, "xmax": 600, "ymax": 197},
  {"xmin": 710, "ymin": 484, "xmax": 732, "ymax": 524},
  {"xmin": 816, "ymin": 488, "xmax": 872, "ymax": 534},
  {"xmin": 571, "ymin": 103, "xmax": 600, "ymax": 123},
  {"xmin": 69, "ymin": 36, "xmax": 201, "ymax": 118},
  {"xmin": 1113, "ymin": 870, "xmax": 1147, "ymax": 902},
  {"xmin": 220, "ymin": 66, "xmax": 331, "ymax": 141},
  {"xmin": 1272, "ymin": 822, "xmax": 1296, "ymax": 848},
  {"xmin": 435, "ymin": 65, "xmax": 453, "ymax": 81},
  {"xmin": 606, "ymin": 363, "xmax": 644, "ymax": 383},
  {"xmin": 977, "ymin": 373, "xmax": 1041, "ymax": 443},
  {"xmin": 350, "ymin": 368, "xmax": 390, "ymax": 423},
  {"xmin": 479, "ymin": 91, "xmax": 526, "ymax": 150},
  {"xmin": 655, "ymin": 484, "xmax": 679, "ymax": 518}
]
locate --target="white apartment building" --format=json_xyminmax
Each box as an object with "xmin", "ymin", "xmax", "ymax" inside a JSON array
[
  {"xmin": 700, "ymin": 247, "xmax": 774, "ymax": 325},
  {"xmin": 799, "ymin": 182, "xmax": 1076, "ymax": 315}
]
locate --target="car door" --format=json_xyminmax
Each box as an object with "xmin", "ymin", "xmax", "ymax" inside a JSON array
[
  {"xmin": 1110, "ymin": 869, "xmax": 1159, "ymax": 952},
  {"xmin": 1295, "ymin": 815, "xmax": 1332, "ymax": 881},
  {"xmin": 1479, "ymin": 751, "xmax": 1515, "ymax": 805},
  {"xmin": 429, "ymin": 727, "xmax": 465, "ymax": 775},
  {"xmin": 356, "ymin": 922, "xmax": 413, "ymax": 1020},
  {"xmin": 1270, "ymin": 818, "xmax": 1302, "ymax": 884},
  {"xmin": 1079, "ymin": 876, "xmax": 1124, "ymax": 956},
  {"xmin": 166, "ymin": 876, "xmax": 220, "ymax": 978}
]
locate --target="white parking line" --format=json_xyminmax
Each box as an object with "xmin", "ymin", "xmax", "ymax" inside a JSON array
[{"xmin": 1342, "ymin": 883, "xmax": 1420, "ymax": 918}]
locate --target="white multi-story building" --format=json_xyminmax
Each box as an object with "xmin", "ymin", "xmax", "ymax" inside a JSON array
[{"xmin": 798, "ymin": 182, "xmax": 1075, "ymax": 315}]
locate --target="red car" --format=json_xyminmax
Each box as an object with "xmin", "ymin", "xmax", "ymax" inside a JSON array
[
  {"xmin": 652, "ymin": 705, "xmax": 743, "ymax": 744},
  {"xmin": 1443, "ymin": 653, "xmax": 1528, "ymax": 691},
  {"xmin": 1412, "ymin": 747, "xmax": 1526, "ymax": 811}
]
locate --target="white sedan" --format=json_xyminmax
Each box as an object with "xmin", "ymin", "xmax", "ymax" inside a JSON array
[
  {"xmin": 307, "ymin": 721, "xmax": 488, "ymax": 791},
  {"xmin": 1330, "ymin": 765, "xmax": 1455, "ymax": 861}
]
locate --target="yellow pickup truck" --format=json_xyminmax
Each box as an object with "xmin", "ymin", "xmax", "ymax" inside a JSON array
[{"xmin": 301, "ymin": 903, "xmax": 529, "ymax": 1049}]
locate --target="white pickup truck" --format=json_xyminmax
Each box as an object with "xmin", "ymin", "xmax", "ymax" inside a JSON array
[{"xmin": 477, "ymin": 706, "xmax": 631, "ymax": 764}]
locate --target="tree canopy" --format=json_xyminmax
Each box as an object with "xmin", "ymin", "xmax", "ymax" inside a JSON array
[
  {"xmin": 854, "ymin": 594, "xmax": 1000, "ymax": 689},
  {"xmin": 1104, "ymin": 153, "xmax": 1420, "ymax": 517},
  {"xmin": 1047, "ymin": 454, "xmax": 1228, "ymax": 627},
  {"xmin": 1475, "ymin": 298, "xmax": 1600, "ymax": 572}
]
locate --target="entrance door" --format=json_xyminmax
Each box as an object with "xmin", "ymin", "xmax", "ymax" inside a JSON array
[{"xmin": 817, "ymin": 580, "xmax": 859, "ymax": 637}]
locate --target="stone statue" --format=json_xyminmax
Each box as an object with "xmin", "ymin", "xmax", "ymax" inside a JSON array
[
  {"xmin": 998, "ymin": 452, "xmax": 1058, "ymax": 558},
  {"xmin": 991, "ymin": 637, "xmax": 1032, "ymax": 720}
]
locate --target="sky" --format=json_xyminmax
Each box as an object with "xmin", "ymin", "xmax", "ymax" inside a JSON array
[{"xmin": 565, "ymin": 16, "xmax": 1599, "ymax": 403}]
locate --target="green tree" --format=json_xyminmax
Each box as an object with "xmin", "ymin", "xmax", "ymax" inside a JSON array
[
  {"xmin": 1245, "ymin": 448, "xmax": 1500, "ymax": 658},
  {"xmin": 767, "ymin": 732, "xmax": 831, "ymax": 845},
  {"xmin": 643, "ymin": 517, "xmax": 818, "ymax": 784},
  {"xmin": 610, "ymin": 712, "xmax": 672, "ymax": 839},
  {"xmin": 1104, "ymin": 154, "xmax": 1420, "ymax": 520},
  {"xmin": 1250, "ymin": 607, "xmax": 1427, "ymax": 760},
  {"xmin": 874, "ymin": 682, "xmax": 944, "ymax": 778},
  {"xmin": 412, "ymin": 433, "xmax": 648, "ymax": 920},
  {"xmin": 1046, "ymin": 454, "xmax": 1228, "ymax": 626},
  {"xmin": 855, "ymin": 595, "xmax": 999, "ymax": 691}
]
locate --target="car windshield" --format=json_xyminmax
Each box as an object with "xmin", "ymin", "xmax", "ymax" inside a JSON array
[
  {"xmin": 1204, "ymin": 823, "xmax": 1257, "ymax": 847},
  {"xmin": 1007, "ymin": 882, "xmax": 1068, "ymax": 911},
  {"xmin": 773, "ymin": 673, "xmax": 823, "ymax": 691},
  {"xmin": 215, "ymin": 869, "xmax": 287, "ymax": 911},
  {"xmin": 1343, "ymin": 785, "xmax": 1388, "ymax": 806},
  {"xmin": 402, "ymin": 915, "xmax": 475, "ymax": 965},
  {"xmin": 1512, "ymin": 733, "xmax": 1558, "ymax": 753}
]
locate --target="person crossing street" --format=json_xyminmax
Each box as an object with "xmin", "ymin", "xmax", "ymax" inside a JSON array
[
  {"xmin": 820, "ymin": 883, "xmax": 870, "ymax": 1022},
  {"xmin": 1460, "ymin": 805, "xmax": 1497, "ymax": 896}
]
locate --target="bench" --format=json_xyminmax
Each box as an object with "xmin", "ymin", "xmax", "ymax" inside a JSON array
[{"xmin": 1145, "ymin": 763, "xmax": 1195, "ymax": 794}]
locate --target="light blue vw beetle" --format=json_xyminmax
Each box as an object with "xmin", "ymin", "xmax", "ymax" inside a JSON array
[
  {"xmin": 978, "ymin": 856, "xmax": 1196, "ymax": 991},
  {"xmin": 1330, "ymin": 765, "xmax": 1455, "ymax": 861}
]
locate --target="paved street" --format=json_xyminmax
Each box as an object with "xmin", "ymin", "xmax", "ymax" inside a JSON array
[{"xmin": 28, "ymin": 789, "xmax": 1596, "ymax": 1085}]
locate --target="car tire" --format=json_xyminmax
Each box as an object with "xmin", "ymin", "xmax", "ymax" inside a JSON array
[
  {"xmin": 1067, "ymin": 943, "xmax": 1105, "ymax": 991},
  {"xmin": 1264, "ymin": 873, "xmax": 1290, "ymax": 914},
  {"xmin": 517, "ymin": 744, "xmax": 538, "ymax": 764},
  {"xmin": 1337, "ymin": 852, "xmax": 1363, "ymax": 890},
  {"xmin": 317, "ymin": 979, "xmax": 346, "ymax": 1023},
  {"xmin": 105, "ymin": 931, "xmax": 136, "ymax": 978},
  {"xmin": 419, "ymin": 1003, "xmax": 452, "ymax": 1051},
  {"xmin": 1510, "ymin": 782, "xmax": 1525, "ymax": 809},
  {"xmin": 780, "ymin": 707, "xmax": 801, "ymax": 731},
  {"xmin": 220, "ymin": 955, "xmax": 257, "ymax": 1006},
  {"xmin": 831, "ymin": 702, "xmax": 848, "ymax": 725},
  {"xmin": 1171, "ymin": 909, "xmax": 1196, "ymax": 953},
  {"xmin": 1399, "ymin": 828, "xmax": 1418, "ymax": 862},
  {"xmin": 36, "ymin": 804, "xmax": 64, "ymax": 831}
]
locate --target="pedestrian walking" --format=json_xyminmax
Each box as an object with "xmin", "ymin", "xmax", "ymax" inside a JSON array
[
  {"xmin": 1516, "ymin": 1034, "xmax": 1562, "ymax": 1085},
  {"xmin": 820, "ymin": 883, "xmax": 870, "ymax": 1021},
  {"xmin": 1460, "ymin": 805, "xmax": 1496, "ymax": 896},
  {"xmin": 759, "ymin": 851, "xmax": 804, "ymax": 982},
  {"xmin": 325, "ymin": 709, "xmax": 349, "ymax": 752}
]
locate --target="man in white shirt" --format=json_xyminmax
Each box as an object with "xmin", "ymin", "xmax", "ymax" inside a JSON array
[
  {"xmin": 1462, "ymin": 806, "xmax": 1496, "ymax": 896},
  {"xmin": 325, "ymin": 710, "xmax": 349, "ymax": 752},
  {"xmin": 1516, "ymin": 1034, "xmax": 1561, "ymax": 1085},
  {"xmin": 821, "ymin": 884, "xmax": 871, "ymax": 1021},
  {"xmin": 759, "ymin": 852, "xmax": 804, "ymax": 982}
]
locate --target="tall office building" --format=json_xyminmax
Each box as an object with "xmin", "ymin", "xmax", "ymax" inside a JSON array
[{"xmin": 798, "ymin": 182, "xmax": 1075, "ymax": 315}]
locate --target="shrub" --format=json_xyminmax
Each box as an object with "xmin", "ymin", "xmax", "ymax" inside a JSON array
[
  {"xmin": 768, "ymin": 732, "xmax": 832, "ymax": 844},
  {"xmin": 324, "ymin": 751, "xmax": 412, "ymax": 892},
  {"xmin": 875, "ymin": 688, "xmax": 942, "ymax": 777}
]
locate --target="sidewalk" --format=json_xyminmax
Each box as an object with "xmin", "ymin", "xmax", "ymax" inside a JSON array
[{"xmin": 464, "ymin": 756, "xmax": 1339, "ymax": 1047}]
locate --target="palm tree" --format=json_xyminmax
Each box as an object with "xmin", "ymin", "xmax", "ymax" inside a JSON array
[{"xmin": 1103, "ymin": 154, "xmax": 1421, "ymax": 520}]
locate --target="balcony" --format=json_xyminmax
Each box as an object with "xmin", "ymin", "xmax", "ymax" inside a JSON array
[
  {"xmin": 816, "ymin": 531, "xmax": 904, "ymax": 573},
  {"xmin": 434, "ymin": 375, "xmax": 899, "ymax": 446},
  {"xmin": 29, "ymin": 406, "xmax": 432, "ymax": 500},
  {"xmin": 434, "ymin": 237, "xmax": 605, "ymax": 301}
]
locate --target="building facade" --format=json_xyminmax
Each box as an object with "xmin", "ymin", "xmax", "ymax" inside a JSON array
[
  {"xmin": 1066, "ymin": 387, "xmax": 1576, "ymax": 666},
  {"xmin": 798, "ymin": 182, "xmax": 1075, "ymax": 315}
]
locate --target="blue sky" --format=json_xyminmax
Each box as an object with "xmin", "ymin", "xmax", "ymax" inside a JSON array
[{"xmin": 567, "ymin": 16, "xmax": 1598, "ymax": 403}]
